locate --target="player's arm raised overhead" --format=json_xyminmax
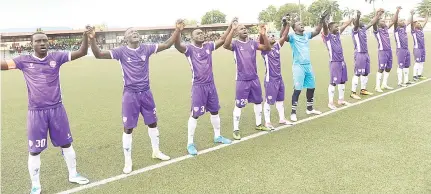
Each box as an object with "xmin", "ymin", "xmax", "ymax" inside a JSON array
[
  {"xmin": 353, "ymin": 10, "xmax": 361, "ymax": 31},
  {"xmin": 407, "ymin": 9, "xmax": 414, "ymax": 27},
  {"xmin": 311, "ymin": 10, "xmax": 329, "ymax": 38},
  {"xmin": 340, "ymin": 18, "xmax": 354, "ymax": 34},
  {"xmin": 257, "ymin": 24, "xmax": 271, "ymax": 51},
  {"xmin": 214, "ymin": 18, "xmax": 236, "ymax": 50},
  {"xmin": 88, "ymin": 27, "xmax": 113, "ymax": 59},
  {"xmin": 423, "ymin": 11, "xmax": 429, "ymax": 28},
  {"xmin": 223, "ymin": 21, "xmax": 238, "ymax": 51},
  {"xmin": 156, "ymin": 19, "xmax": 183, "ymax": 53},
  {"xmin": 278, "ymin": 19, "xmax": 290, "ymax": 47},
  {"xmin": 366, "ymin": 9, "xmax": 384, "ymax": 30},
  {"xmin": 322, "ymin": 14, "xmax": 329, "ymax": 36},
  {"xmin": 174, "ymin": 21, "xmax": 187, "ymax": 53},
  {"xmin": 70, "ymin": 26, "xmax": 90, "ymax": 61},
  {"xmin": 389, "ymin": 6, "xmax": 402, "ymax": 29}
]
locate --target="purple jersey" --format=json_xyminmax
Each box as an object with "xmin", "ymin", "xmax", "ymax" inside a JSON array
[
  {"xmin": 184, "ymin": 42, "xmax": 216, "ymax": 85},
  {"xmin": 232, "ymin": 40, "xmax": 259, "ymax": 81},
  {"xmin": 110, "ymin": 44, "xmax": 158, "ymax": 92},
  {"xmin": 352, "ymin": 27, "xmax": 368, "ymax": 53},
  {"xmin": 374, "ymin": 27, "xmax": 392, "ymax": 51},
  {"xmin": 323, "ymin": 33, "xmax": 345, "ymax": 62},
  {"xmin": 12, "ymin": 52, "xmax": 71, "ymax": 110},
  {"xmin": 261, "ymin": 42, "xmax": 282, "ymax": 82},
  {"xmin": 394, "ymin": 27, "xmax": 408, "ymax": 49},
  {"xmin": 412, "ymin": 29, "xmax": 425, "ymax": 49}
]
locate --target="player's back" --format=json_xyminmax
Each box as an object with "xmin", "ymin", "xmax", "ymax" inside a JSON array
[
  {"xmin": 184, "ymin": 42, "xmax": 215, "ymax": 85},
  {"xmin": 412, "ymin": 29, "xmax": 425, "ymax": 49},
  {"xmin": 232, "ymin": 40, "xmax": 259, "ymax": 81},
  {"xmin": 394, "ymin": 27, "xmax": 408, "ymax": 49},
  {"xmin": 110, "ymin": 44, "xmax": 158, "ymax": 92},
  {"xmin": 288, "ymin": 32, "xmax": 312, "ymax": 65},
  {"xmin": 323, "ymin": 33, "xmax": 345, "ymax": 62},
  {"xmin": 352, "ymin": 27, "xmax": 368, "ymax": 53},
  {"xmin": 374, "ymin": 27, "xmax": 392, "ymax": 51},
  {"xmin": 261, "ymin": 43, "xmax": 282, "ymax": 81},
  {"xmin": 13, "ymin": 52, "xmax": 70, "ymax": 109}
]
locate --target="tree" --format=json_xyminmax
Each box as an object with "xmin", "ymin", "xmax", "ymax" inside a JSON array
[
  {"xmin": 36, "ymin": 28, "xmax": 43, "ymax": 32},
  {"xmin": 184, "ymin": 19, "xmax": 198, "ymax": 26},
  {"xmin": 248, "ymin": 25, "xmax": 259, "ymax": 34},
  {"xmin": 94, "ymin": 23, "xmax": 107, "ymax": 31},
  {"xmin": 383, "ymin": 11, "xmax": 394, "ymax": 20},
  {"xmin": 343, "ymin": 8, "xmax": 355, "ymax": 19},
  {"xmin": 417, "ymin": 0, "xmax": 431, "ymax": 17},
  {"xmin": 201, "ymin": 10, "xmax": 226, "ymax": 25},
  {"xmin": 361, "ymin": 12, "xmax": 376, "ymax": 24},
  {"xmin": 275, "ymin": 3, "xmax": 307, "ymax": 29},
  {"xmin": 258, "ymin": 5, "xmax": 278, "ymax": 23},
  {"xmin": 308, "ymin": 0, "xmax": 342, "ymax": 25},
  {"xmin": 365, "ymin": 0, "xmax": 383, "ymax": 11}
]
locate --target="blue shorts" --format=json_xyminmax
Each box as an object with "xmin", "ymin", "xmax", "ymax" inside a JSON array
[{"xmin": 292, "ymin": 64, "xmax": 315, "ymax": 90}]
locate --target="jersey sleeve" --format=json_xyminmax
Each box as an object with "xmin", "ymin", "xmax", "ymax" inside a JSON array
[
  {"xmin": 11, "ymin": 56, "xmax": 24, "ymax": 70},
  {"xmin": 184, "ymin": 44, "xmax": 192, "ymax": 57},
  {"xmin": 305, "ymin": 32, "xmax": 312, "ymax": 39},
  {"xmin": 55, "ymin": 52, "xmax": 71, "ymax": 66},
  {"xmin": 231, "ymin": 40, "xmax": 238, "ymax": 50},
  {"xmin": 109, "ymin": 47, "xmax": 122, "ymax": 60},
  {"xmin": 288, "ymin": 33, "xmax": 295, "ymax": 43},
  {"xmin": 253, "ymin": 40, "xmax": 259, "ymax": 49},
  {"xmin": 145, "ymin": 44, "xmax": 158, "ymax": 56},
  {"xmin": 208, "ymin": 41, "xmax": 216, "ymax": 51}
]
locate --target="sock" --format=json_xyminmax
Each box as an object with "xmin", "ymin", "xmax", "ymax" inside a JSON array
[
  {"xmin": 122, "ymin": 132, "xmax": 132, "ymax": 165},
  {"xmin": 233, "ymin": 106, "xmax": 241, "ymax": 131},
  {"xmin": 187, "ymin": 117, "xmax": 197, "ymax": 144},
  {"xmin": 413, "ymin": 63, "xmax": 419, "ymax": 77},
  {"xmin": 418, "ymin": 62, "xmax": 424, "ymax": 76},
  {"xmin": 253, "ymin": 103, "xmax": 262, "ymax": 126},
  {"xmin": 328, "ymin": 85, "xmax": 335, "ymax": 104},
  {"xmin": 291, "ymin": 90, "xmax": 301, "ymax": 114},
  {"xmin": 263, "ymin": 102, "xmax": 271, "ymax": 123},
  {"xmin": 397, "ymin": 68, "xmax": 403, "ymax": 84},
  {"xmin": 62, "ymin": 145, "xmax": 78, "ymax": 178},
  {"xmin": 403, "ymin": 68, "xmax": 409, "ymax": 83},
  {"xmin": 360, "ymin": 76, "xmax": 368, "ymax": 90},
  {"xmin": 383, "ymin": 71, "xmax": 390, "ymax": 86},
  {"xmin": 351, "ymin": 75, "xmax": 359, "ymax": 92},
  {"xmin": 275, "ymin": 101, "xmax": 285, "ymax": 120},
  {"xmin": 28, "ymin": 154, "xmax": 41, "ymax": 188},
  {"xmin": 338, "ymin": 84, "xmax": 345, "ymax": 100},
  {"xmin": 210, "ymin": 114, "xmax": 221, "ymax": 138},
  {"xmin": 148, "ymin": 127, "xmax": 160, "ymax": 152},
  {"xmin": 376, "ymin": 72, "xmax": 383, "ymax": 88},
  {"xmin": 306, "ymin": 88, "xmax": 314, "ymax": 111}
]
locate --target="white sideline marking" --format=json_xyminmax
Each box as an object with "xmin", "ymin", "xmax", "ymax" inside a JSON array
[{"xmin": 58, "ymin": 78, "xmax": 430, "ymax": 194}]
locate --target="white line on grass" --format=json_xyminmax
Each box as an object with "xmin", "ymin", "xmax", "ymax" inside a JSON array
[{"xmin": 58, "ymin": 78, "xmax": 430, "ymax": 194}]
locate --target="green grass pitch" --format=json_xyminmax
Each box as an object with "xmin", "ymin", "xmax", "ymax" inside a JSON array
[{"xmin": 2, "ymin": 33, "xmax": 431, "ymax": 193}]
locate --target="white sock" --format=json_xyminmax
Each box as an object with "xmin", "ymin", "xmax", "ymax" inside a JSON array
[
  {"xmin": 210, "ymin": 114, "xmax": 221, "ymax": 138},
  {"xmin": 403, "ymin": 68, "xmax": 409, "ymax": 83},
  {"xmin": 62, "ymin": 145, "xmax": 78, "ymax": 178},
  {"xmin": 122, "ymin": 132, "xmax": 132, "ymax": 165},
  {"xmin": 351, "ymin": 75, "xmax": 359, "ymax": 92},
  {"xmin": 233, "ymin": 106, "xmax": 241, "ymax": 131},
  {"xmin": 254, "ymin": 103, "xmax": 263, "ymax": 126},
  {"xmin": 328, "ymin": 85, "xmax": 335, "ymax": 104},
  {"xmin": 418, "ymin": 62, "xmax": 424, "ymax": 76},
  {"xmin": 275, "ymin": 101, "xmax": 285, "ymax": 121},
  {"xmin": 263, "ymin": 102, "xmax": 271, "ymax": 123},
  {"xmin": 383, "ymin": 71, "xmax": 390, "ymax": 86},
  {"xmin": 414, "ymin": 63, "xmax": 419, "ymax": 77},
  {"xmin": 360, "ymin": 76, "xmax": 368, "ymax": 90},
  {"xmin": 397, "ymin": 68, "xmax": 403, "ymax": 84},
  {"xmin": 376, "ymin": 72, "xmax": 383, "ymax": 88},
  {"xmin": 338, "ymin": 84, "xmax": 345, "ymax": 100},
  {"xmin": 148, "ymin": 127, "xmax": 160, "ymax": 152},
  {"xmin": 28, "ymin": 154, "xmax": 41, "ymax": 188},
  {"xmin": 187, "ymin": 117, "xmax": 197, "ymax": 144}
]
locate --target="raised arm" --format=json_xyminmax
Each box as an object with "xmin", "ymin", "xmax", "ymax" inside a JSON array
[
  {"xmin": 354, "ymin": 11, "xmax": 361, "ymax": 31},
  {"xmin": 389, "ymin": 6, "xmax": 402, "ymax": 29},
  {"xmin": 278, "ymin": 20, "xmax": 290, "ymax": 46},
  {"xmin": 88, "ymin": 28, "xmax": 112, "ymax": 59},
  {"xmin": 223, "ymin": 22, "xmax": 238, "ymax": 51},
  {"xmin": 366, "ymin": 9, "xmax": 384, "ymax": 30},
  {"xmin": 311, "ymin": 10, "xmax": 329, "ymax": 38},
  {"xmin": 257, "ymin": 24, "xmax": 271, "ymax": 51},
  {"xmin": 322, "ymin": 18, "xmax": 329, "ymax": 36},
  {"xmin": 340, "ymin": 18, "xmax": 354, "ymax": 34},
  {"xmin": 423, "ymin": 12, "xmax": 429, "ymax": 28},
  {"xmin": 1, "ymin": 59, "xmax": 16, "ymax": 70},
  {"xmin": 156, "ymin": 19, "xmax": 183, "ymax": 53},
  {"xmin": 214, "ymin": 18, "xmax": 236, "ymax": 50},
  {"xmin": 70, "ymin": 26, "xmax": 90, "ymax": 61},
  {"xmin": 409, "ymin": 9, "xmax": 415, "ymax": 29},
  {"xmin": 174, "ymin": 21, "xmax": 187, "ymax": 53}
]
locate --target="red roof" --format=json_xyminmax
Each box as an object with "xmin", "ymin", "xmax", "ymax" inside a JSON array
[{"xmin": 0, "ymin": 23, "xmax": 258, "ymax": 37}]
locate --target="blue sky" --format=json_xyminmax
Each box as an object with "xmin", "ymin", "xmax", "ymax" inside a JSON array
[{"xmin": 0, "ymin": 0, "xmax": 422, "ymax": 30}]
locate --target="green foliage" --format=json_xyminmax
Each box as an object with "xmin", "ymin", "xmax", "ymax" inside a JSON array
[
  {"xmin": 417, "ymin": 0, "xmax": 431, "ymax": 17},
  {"xmin": 201, "ymin": 10, "xmax": 226, "ymax": 25}
]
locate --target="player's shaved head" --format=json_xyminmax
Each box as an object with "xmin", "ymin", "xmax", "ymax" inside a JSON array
[
  {"xmin": 124, "ymin": 27, "xmax": 140, "ymax": 44},
  {"xmin": 31, "ymin": 32, "xmax": 48, "ymax": 56},
  {"xmin": 292, "ymin": 21, "xmax": 304, "ymax": 34},
  {"xmin": 236, "ymin": 25, "xmax": 248, "ymax": 40},
  {"xmin": 191, "ymin": 29, "xmax": 205, "ymax": 44}
]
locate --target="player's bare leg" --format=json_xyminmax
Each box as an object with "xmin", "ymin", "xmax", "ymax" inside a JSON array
[
  {"xmin": 148, "ymin": 122, "xmax": 170, "ymax": 161},
  {"xmin": 123, "ymin": 128, "xmax": 133, "ymax": 174}
]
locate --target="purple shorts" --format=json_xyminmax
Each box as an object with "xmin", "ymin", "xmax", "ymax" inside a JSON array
[
  {"xmin": 329, "ymin": 61, "xmax": 348, "ymax": 84},
  {"xmin": 122, "ymin": 90, "xmax": 157, "ymax": 128},
  {"xmin": 27, "ymin": 104, "xmax": 72, "ymax": 153},
  {"xmin": 378, "ymin": 50, "xmax": 393, "ymax": 70},
  {"xmin": 190, "ymin": 83, "xmax": 220, "ymax": 117},
  {"xmin": 354, "ymin": 52, "xmax": 370, "ymax": 76},
  {"xmin": 264, "ymin": 79, "xmax": 285, "ymax": 105},
  {"xmin": 396, "ymin": 49, "xmax": 411, "ymax": 68},
  {"xmin": 235, "ymin": 79, "xmax": 263, "ymax": 108},
  {"xmin": 414, "ymin": 48, "xmax": 426, "ymax": 63}
]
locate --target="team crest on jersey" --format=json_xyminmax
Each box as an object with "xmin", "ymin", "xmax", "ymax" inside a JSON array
[
  {"xmin": 49, "ymin": 61, "xmax": 57, "ymax": 68},
  {"xmin": 206, "ymin": 49, "xmax": 210, "ymax": 54},
  {"xmin": 268, "ymin": 96, "xmax": 273, "ymax": 100},
  {"xmin": 29, "ymin": 140, "xmax": 33, "ymax": 147},
  {"xmin": 123, "ymin": 117, "xmax": 127, "ymax": 123},
  {"xmin": 29, "ymin": 63, "xmax": 35, "ymax": 68},
  {"xmin": 141, "ymin": 55, "xmax": 146, "ymax": 61},
  {"xmin": 193, "ymin": 107, "xmax": 199, "ymax": 112},
  {"xmin": 251, "ymin": 45, "xmax": 255, "ymax": 50}
]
